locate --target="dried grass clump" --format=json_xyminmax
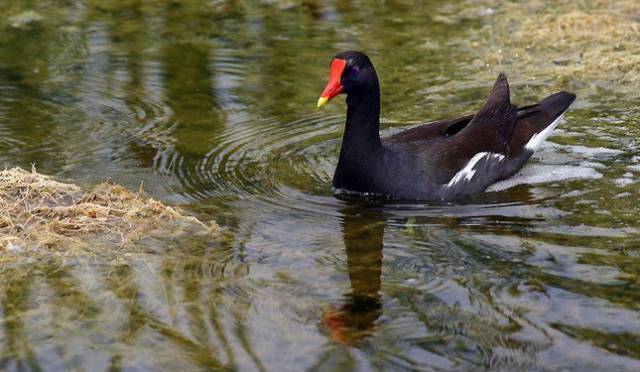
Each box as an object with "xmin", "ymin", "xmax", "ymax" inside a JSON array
[
  {"xmin": 441, "ymin": 0, "xmax": 640, "ymax": 93},
  {"xmin": 0, "ymin": 167, "xmax": 216, "ymax": 253}
]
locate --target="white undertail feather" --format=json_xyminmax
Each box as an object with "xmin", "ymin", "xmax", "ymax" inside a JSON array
[
  {"xmin": 445, "ymin": 152, "xmax": 505, "ymax": 188},
  {"xmin": 525, "ymin": 113, "xmax": 565, "ymax": 150}
]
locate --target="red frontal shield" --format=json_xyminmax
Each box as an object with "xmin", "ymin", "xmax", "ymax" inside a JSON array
[{"xmin": 317, "ymin": 58, "xmax": 347, "ymax": 108}]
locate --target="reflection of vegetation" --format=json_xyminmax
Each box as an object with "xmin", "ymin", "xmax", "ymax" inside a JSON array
[
  {"xmin": 106, "ymin": 261, "xmax": 226, "ymax": 370},
  {"xmin": 0, "ymin": 267, "xmax": 41, "ymax": 370},
  {"xmin": 0, "ymin": 235, "xmax": 257, "ymax": 369},
  {"xmin": 551, "ymin": 323, "xmax": 640, "ymax": 359},
  {"xmin": 160, "ymin": 5, "xmax": 221, "ymax": 156}
]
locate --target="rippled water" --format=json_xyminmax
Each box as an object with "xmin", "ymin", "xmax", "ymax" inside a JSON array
[{"xmin": 0, "ymin": 1, "xmax": 639, "ymax": 371}]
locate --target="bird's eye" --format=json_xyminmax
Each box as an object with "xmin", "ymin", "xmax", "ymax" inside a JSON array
[{"xmin": 352, "ymin": 66, "xmax": 360, "ymax": 76}]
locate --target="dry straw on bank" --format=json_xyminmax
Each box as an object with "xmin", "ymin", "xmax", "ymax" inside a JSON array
[
  {"xmin": 0, "ymin": 167, "xmax": 216, "ymax": 253},
  {"xmin": 441, "ymin": 0, "xmax": 640, "ymax": 91}
]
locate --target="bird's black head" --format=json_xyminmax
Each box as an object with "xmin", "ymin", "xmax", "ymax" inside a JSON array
[{"xmin": 317, "ymin": 51, "xmax": 378, "ymax": 108}]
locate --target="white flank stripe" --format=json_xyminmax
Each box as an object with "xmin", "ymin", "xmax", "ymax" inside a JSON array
[
  {"xmin": 525, "ymin": 113, "xmax": 565, "ymax": 150},
  {"xmin": 445, "ymin": 152, "xmax": 505, "ymax": 188}
]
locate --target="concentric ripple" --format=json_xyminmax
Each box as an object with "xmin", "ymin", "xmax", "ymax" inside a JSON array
[{"xmin": 163, "ymin": 112, "xmax": 348, "ymax": 217}]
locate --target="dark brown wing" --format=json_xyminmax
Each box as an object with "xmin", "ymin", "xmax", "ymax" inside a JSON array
[
  {"xmin": 384, "ymin": 114, "xmax": 474, "ymax": 145},
  {"xmin": 384, "ymin": 73, "xmax": 517, "ymax": 156},
  {"xmin": 455, "ymin": 72, "xmax": 518, "ymax": 151},
  {"xmin": 408, "ymin": 73, "xmax": 518, "ymax": 177}
]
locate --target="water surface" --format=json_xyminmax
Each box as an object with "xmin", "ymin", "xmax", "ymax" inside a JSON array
[{"xmin": 0, "ymin": 1, "xmax": 638, "ymax": 370}]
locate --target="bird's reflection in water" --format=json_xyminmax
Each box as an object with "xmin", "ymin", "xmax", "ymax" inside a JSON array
[{"xmin": 323, "ymin": 205, "xmax": 385, "ymax": 345}]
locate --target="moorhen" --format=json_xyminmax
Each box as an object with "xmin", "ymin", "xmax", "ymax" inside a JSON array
[{"xmin": 317, "ymin": 51, "xmax": 576, "ymax": 201}]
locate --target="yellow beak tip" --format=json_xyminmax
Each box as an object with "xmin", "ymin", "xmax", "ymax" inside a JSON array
[{"xmin": 317, "ymin": 97, "xmax": 329, "ymax": 108}]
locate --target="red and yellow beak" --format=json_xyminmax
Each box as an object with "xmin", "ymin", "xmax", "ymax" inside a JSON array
[{"xmin": 317, "ymin": 58, "xmax": 347, "ymax": 108}]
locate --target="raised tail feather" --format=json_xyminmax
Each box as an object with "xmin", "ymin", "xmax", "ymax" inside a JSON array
[{"xmin": 509, "ymin": 91, "xmax": 577, "ymax": 154}]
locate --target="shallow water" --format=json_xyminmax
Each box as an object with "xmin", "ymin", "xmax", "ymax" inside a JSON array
[{"xmin": 0, "ymin": 1, "xmax": 639, "ymax": 370}]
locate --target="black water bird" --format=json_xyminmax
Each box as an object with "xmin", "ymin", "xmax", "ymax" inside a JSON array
[{"xmin": 317, "ymin": 51, "xmax": 576, "ymax": 201}]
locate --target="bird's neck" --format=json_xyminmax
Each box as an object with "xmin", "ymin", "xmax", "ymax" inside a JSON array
[
  {"xmin": 333, "ymin": 84, "xmax": 384, "ymax": 191},
  {"xmin": 342, "ymin": 85, "xmax": 382, "ymax": 150}
]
